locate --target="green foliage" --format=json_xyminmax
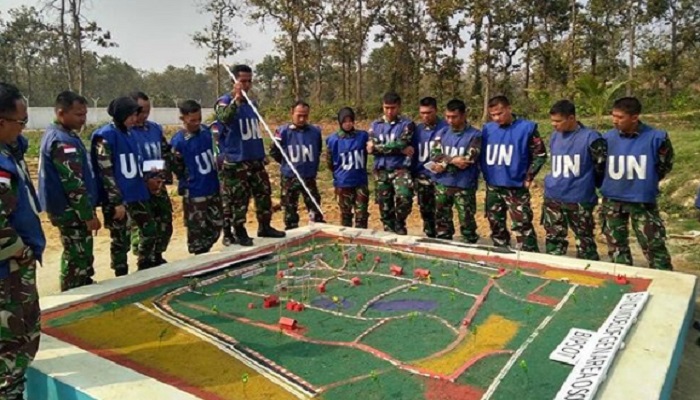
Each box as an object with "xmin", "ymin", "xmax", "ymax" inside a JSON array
[{"xmin": 573, "ymin": 75, "xmax": 629, "ymax": 129}]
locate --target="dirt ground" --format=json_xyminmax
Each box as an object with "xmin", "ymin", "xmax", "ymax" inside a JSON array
[{"xmin": 29, "ymin": 160, "xmax": 700, "ymax": 398}]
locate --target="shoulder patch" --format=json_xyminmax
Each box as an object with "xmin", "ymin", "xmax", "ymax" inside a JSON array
[{"xmin": 0, "ymin": 170, "xmax": 11, "ymax": 185}]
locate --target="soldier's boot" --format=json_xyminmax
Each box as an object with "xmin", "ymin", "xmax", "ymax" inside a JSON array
[
  {"xmin": 193, "ymin": 247, "xmax": 212, "ymax": 255},
  {"xmin": 395, "ymin": 221, "xmax": 408, "ymax": 236},
  {"xmin": 257, "ymin": 223, "xmax": 286, "ymax": 238},
  {"xmin": 222, "ymin": 221, "xmax": 237, "ymax": 246},
  {"xmin": 137, "ymin": 258, "xmax": 155, "ymax": 271},
  {"xmin": 114, "ymin": 265, "xmax": 128, "ymax": 277},
  {"xmin": 154, "ymin": 253, "xmax": 168, "ymax": 266},
  {"xmin": 235, "ymin": 225, "xmax": 254, "ymax": 247}
]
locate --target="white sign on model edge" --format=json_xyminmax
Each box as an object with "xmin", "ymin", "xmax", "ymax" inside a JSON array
[
  {"xmin": 549, "ymin": 328, "xmax": 597, "ymax": 365},
  {"xmin": 554, "ymin": 291, "xmax": 649, "ymax": 400}
]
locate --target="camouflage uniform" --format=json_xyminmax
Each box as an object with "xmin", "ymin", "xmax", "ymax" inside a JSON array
[
  {"xmin": 279, "ymin": 176, "xmax": 324, "ymax": 229},
  {"xmin": 211, "ymin": 123, "xmax": 236, "ymax": 245},
  {"xmin": 221, "ymin": 160, "xmax": 274, "ymax": 228},
  {"xmin": 485, "ymin": 129, "xmax": 547, "ymax": 252},
  {"xmin": 370, "ymin": 118, "xmax": 415, "ymax": 234},
  {"xmin": 543, "ymin": 200, "xmax": 599, "ymax": 260},
  {"xmin": 432, "ymin": 131, "xmax": 482, "ymax": 242},
  {"xmin": 0, "ymin": 147, "xmax": 42, "ymax": 399},
  {"xmin": 94, "ymin": 138, "xmax": 158, "ymax": 274},
  {"xmin": 335, "ymin": 187, "xmax": 370, "ymax": 228},
  {"xmin": 542, "ymin": 138, "xmax": 606, "ymax": 260},
  {"xmin": 183, "ymin": 194, "xmax": 223, "ymax": 254},
  {"xmin": 414, "ymin": 175, "xmax": 437, "ymax": 237},
  {"xmin": 600, "ymin": 134, "xmax": 674, "ymax": 269},
  {"xmin": 46, "ymin": 136, "xmax": 99, "ymax": 291}
]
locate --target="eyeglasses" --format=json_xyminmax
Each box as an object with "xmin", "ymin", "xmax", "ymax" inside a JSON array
[{"xmin": 0, "ymin": 116, "xmax": 29, "ymax": 127}]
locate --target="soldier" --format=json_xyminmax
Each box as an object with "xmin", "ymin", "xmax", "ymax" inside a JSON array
[
  {"xmin": 542, "ymin": 100, "xmax": 606, "ymax": 260},
  {"xmin": 91, "ymin": 96, "xmax": 159, "ymax": 275},
  {"xmin": 481, "ymin": 95, "xmax": 547, "ymax": 252},
  {"xmin": 600, "ymin": 97, "xmax": 673, "ymax": 269},
  {"xmin": 367, "ymin": 92, "xmax": 415, "ymax": 235},
  {"xmin": 326, "ymin": 107, "xmax": 370, "ymax": 228},
  {"xmin": 129, "ymin": 92, "xmax": 172, "ymax": 266},
  {"xmin": 215, "ymin": 64, "xmax": 285, "ymax": 246},
  {"xmin": 430, "ymin": 99, "xmax": 482, "ymax": 242},
  {"xmin": 210, "ymin": 120, "xmax": 236, "ymax": 246},
  {"xmin": 270, "ymin": 101, "xmax": 325, "ymax": 230},
  {"xmin": 412, "ymin": 97, "xmax": 448, "ymax": 238},
  {"xmin": 0, "ymin": 82, "xmax": 45, "ymax": 399},
  {"xmin": 38, "ymin": 91, "xmax": 101, "ymax": 291},
  {"xmin": 171, "ymin": 100, "xmax": 222, "ymax": 254}
]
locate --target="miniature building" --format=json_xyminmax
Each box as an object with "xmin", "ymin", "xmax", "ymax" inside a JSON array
[
  {"xmin": 390, "ymin": 265, "xmax": 403, "ymax": 276},
  {"xmin": 356, "ymin": 253, "xmax": 364, "ymax": 262},
  {"xmin": 616, "ymin": 275, "xmax": 629, "ymax": 285},
  {"xmin": 414, "ymin": 269, "xmax": 431, "ymax": 279},
  {"xmin": 263, "ymin": 295, "xmax": 279, "ymax": 308},
  {"xmin": 317, "ymin": 283, "xmax": 326, "ymax": 293},
  {"xmin": 286, "ymin": 300, "xmax": 305, "ymax": 312},
  {"xmin": 248, "ymin": 303, "xmax": 256, "ymax": 309},
  {"xmin": 351, "ymin": 277, "xmax": 361, "ymax": 286},
  {"xmin": 279, "ymin": 317, "xmax": 297, "ymax": 330}
]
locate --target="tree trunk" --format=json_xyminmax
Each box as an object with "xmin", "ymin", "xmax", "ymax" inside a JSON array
[
  {"xmin": 355, "ymin": 0, "xmax": 364, "ymax": 108},
  {"xmin": 59, "ymin": 0, "xmax": 74, "ymax": 90},
  {"xmin": 626, "ymin": 1, "xmax": 636, "ymax": 96},
  {"xmin": 315, "ymin": 37, "xmax": 323, "ymax": 103},
  {"xmin": 70, "ymin": 0, "xmax": 84, "ymax": 94},
  {"xmin": 472, "ymin": 16, "xmax": 483, "ymax": 98},
  {"xmin": 290, "ymin": 33, "xmax": 301, "ymax": 100},
  {"xmin": 667, "ymin": 2, "xmax": 678, "ymax": 100},
  {"xmin": 481, "ymin": 14, "xmax": 492, "ymax": 124},
  {"xmin": 524, "ymin": 39, "xmax": 531, "ymax": 98},
  {"xmin": 568, "ymin": 0, "xmax": 577, "ymax": 85}
]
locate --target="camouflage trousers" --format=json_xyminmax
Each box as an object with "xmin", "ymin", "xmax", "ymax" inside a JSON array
[
  {"xmin": 50, "ymin": 211, "xmax": 95, "ymax": 292},
  {"xmin": 0, "ymin": 260, "xmax": 40, "ymax": 399},
  {"xmin": 131, "ymin": 189, "xmax": 173, "ymax": 256},
  {"xmin": 542, "ymin": 199, "xmax": 600, "ymax": 260},
  {"xmin": 335, "ymin": 186, "xmax": 370, "ymax": 228},
  {"xmin": 374, "ymin": 168, "xmax": 414, "ymax": 232},
  {"xmin": 219, "ymin": 169, "xmax": 233, "ymax": 231},
  {"xmin": 221, "ymin": 160, "xmax": 273, "ymax": 227},
  {"xmin": 600, "ymin": 199, "xmax": 672, "ymax": 270},
  {"xmin": 280, "ymin": 176, "xmax": 324, "ymax": 230},
  {"xmin": 435, "ymin": 184, "xmax": 478, "ymax": 243},
  {"xmin": 103, "ymin": 201, "xmax": 158, "ymax": 273},
  {"xmin": 414, "ymin": 175, "xmax": 437, "ymax": 237},
  {"xmin": 485, "ymin": 185, "xmax": 539, "ymax": 252},
  {"xmin": 184, "ymin": 193, "xmax": 223, "ymax": 254}
]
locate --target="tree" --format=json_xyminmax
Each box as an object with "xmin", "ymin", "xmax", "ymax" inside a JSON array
[{"xmin": 193, "ymin": 0, "xmax": 246, "ymax": 97}]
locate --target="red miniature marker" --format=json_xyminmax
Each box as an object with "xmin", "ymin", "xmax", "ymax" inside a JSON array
[
  {"xmin": 288, "ymin": 261, "xmax": 295, "ymax": 269},
  {"xmin": 615, "ymin": 275, "xmax": 629, "ymax": 285},
  {"xmin": 374, "ymin": 256, "xmax": 381, "ymax": 263},
  {"xmin": 351, "ymin": 277, "xmax": 361, "ymax": 286},
  {"xmin": 248, "ymin": 303, "xmax": 256, "ymax": 309},
  {"xmin": 356, "ymin": 253, "xmax": 364, "ymax": 262},
  {"xmin": 498, "ymin": 267, "xmax": 506, "ymax": 274},
  {"xmin": 414, "ymin": 269, "xmax": 431, "ymax": 279},
  {"xmin": 277, "ymin": 271, "xmax": 285, "ymax": 279},
  {"xmin": 263, "ymin": 295, "xmax": 280, "ymax": 308},
  {"xmin": 390, "ymin": 265, "xmax": 404, "ymax": 276},
  {"xmin": 317, "ymin": 283, "xmax": 326, "ymax": 293},
  {"xmin": 279, "ymin": 317, "xmax": 297, "ymax": 330}
]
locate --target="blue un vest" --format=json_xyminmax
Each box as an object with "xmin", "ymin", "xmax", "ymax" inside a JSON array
[
  {"xmin": 276, "ymin": 124, "xmax": 322, "ymax": 179},
  {"xmin": 413, "ymin": 119, "xmax": 448, "ymax": 176},
  {"xmin": 91, "ymin": 124, "xmax": 150, "ymax": 204},
  {"xmin": 601, "ymin": 124, "xmax": 666, "ymax": 203},
  {"xmin": 171, "ymin": 126, "xmax": 220, "ymax": 197},
  {"xmin": 327, "ymin": 130, "xmax": 369, "ymax": 188},
  {"xmin": 434, "ymin": 126, "xmax": 481, "ymax": 189},
  {"xmin": 695, "ymin": 185, "xmax": 700, "ymax": 209},
  {"xmin": 481, "ymin": 118, "xmax": 536, "ymax": 187},
  {"xmin": 39, "ymin": 124, "xmax": 99, "ymax": 216},
  {"xmin": 0, "ymin": 153, "xmax": 46, "ymax": 278},
  {"xmin": 544, "ymin": 125, "xmax": 601, "ymax": 204},
  {"xmin": 132, "ymin": 121, "xmax": 164, "ymax": 162},
  {"xmin": 216, "ymin": 95, "xmax": 265, "ymax": 162},
  {"xmin": 370, "ymin": 117, "xmax": 413, "ymax": 170}
]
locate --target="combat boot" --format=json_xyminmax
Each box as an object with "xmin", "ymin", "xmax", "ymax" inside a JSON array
[
  {"xmin": 257, "ymin": 223, "xmax": 286, "ymax": 238},
  {"xmin": 235, "ymin": 225, "xmax": 254, "ymax": 246},
  {"xmin": 222, "ymin": 221, "xmax": 237, "ymax": 246}
]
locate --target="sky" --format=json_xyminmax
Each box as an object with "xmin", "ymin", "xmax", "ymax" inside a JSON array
[{"xmin": 0, "ymin": 0, "xmax": 278, "ymax": 71}]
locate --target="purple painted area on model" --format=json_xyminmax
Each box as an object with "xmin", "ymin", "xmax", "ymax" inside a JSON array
[
  {"xmin": 370, "ymin": 299, "xmax": 438, "ymax": 312},
  {"xmin": 312, "ymin": 297, "xmax": 354, "ymax": 310}
]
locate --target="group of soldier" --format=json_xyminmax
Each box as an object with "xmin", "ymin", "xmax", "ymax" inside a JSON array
[{"xmin": 0, "ymin": 59, "xmax": 698, "ymax": 397}]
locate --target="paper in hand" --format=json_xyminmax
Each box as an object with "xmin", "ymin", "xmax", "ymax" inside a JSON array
[{"xmin": 143, "ymin": 160, "xmax": 165, "ymax": 172}]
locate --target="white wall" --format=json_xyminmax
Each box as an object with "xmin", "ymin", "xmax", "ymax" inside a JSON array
[{"xmin": 25, "ymin": 107, "xmax": 215, "ymax": 130}]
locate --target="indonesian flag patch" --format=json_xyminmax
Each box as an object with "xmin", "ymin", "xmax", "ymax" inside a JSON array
[
  {"xmin": 0, "ymin": 170, "xmax": 11, "ymax": 185},
  {"xmin": 63, "ymin": 144, "xmax": 77, "ymax": 154}
]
